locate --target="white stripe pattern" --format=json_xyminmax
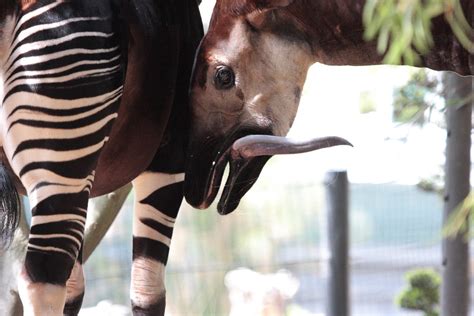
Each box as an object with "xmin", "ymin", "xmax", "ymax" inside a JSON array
[
  {"xmin": 1, "ymin": 1, "xmax": 124, "ymax": 261},
  {"xmin": 132, "ymin": 172, "xmax": 185, "ymax": 244}
]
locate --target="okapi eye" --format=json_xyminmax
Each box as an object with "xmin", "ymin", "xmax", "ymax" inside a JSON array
[{"xmin": 214, "ymin": 66, "xmax": 235, "ymax": 90}]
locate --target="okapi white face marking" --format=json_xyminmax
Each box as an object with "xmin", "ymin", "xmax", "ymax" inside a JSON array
[{"xmin": 190, "ymin": 16, "xmax": 312, "ymax": 139}]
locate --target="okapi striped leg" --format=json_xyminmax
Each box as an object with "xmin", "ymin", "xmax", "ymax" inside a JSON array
[
  {"xmin": 2, "ymin": 2, "xmax": 125, "ymax": 314},
  {"xmin": 131, "ymin": 171, "xmax": 184, "ymax": 316},
  {"xmin": 18, "ymin": 191, "xmax": 89, "ymax": 316}
]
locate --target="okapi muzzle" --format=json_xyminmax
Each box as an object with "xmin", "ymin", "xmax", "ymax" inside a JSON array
[{"xmin": 184, "ymin": 128, "xmax": 351, "ymax": 215}]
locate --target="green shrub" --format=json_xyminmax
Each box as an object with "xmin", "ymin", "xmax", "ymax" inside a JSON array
[{"xmin": 396, "ymin": 268, "xmax": 440, "ymax": 316}]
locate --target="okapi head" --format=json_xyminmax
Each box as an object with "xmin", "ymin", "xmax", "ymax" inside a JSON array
[{"xmin": 184, "ymin": 0, "xmax": 350, "ymax": 214}]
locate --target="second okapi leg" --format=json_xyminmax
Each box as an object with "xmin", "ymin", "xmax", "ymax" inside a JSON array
[
  {"xmin": 18, "ymin": 192, "xmax": 89, "ymax": 316},
  {"xmin": 131, "ymin": 171, "xmax": 184, "ymax": 316},
  {"xmin": 63, "ymin": 184, "xmax": 132, "ymax": 315}
]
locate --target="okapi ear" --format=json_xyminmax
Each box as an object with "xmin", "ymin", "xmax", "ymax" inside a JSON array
[{"xmin": 224, "ymin": 0, "xmax": 294, "ymax": 16}]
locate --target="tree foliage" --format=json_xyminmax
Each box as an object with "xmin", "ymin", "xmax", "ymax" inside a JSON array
[
  {"xmin": 397, "ymin": 268, "xmax": 441, "ymax": 316},
  {"xmin": 392, "ymin": 70, "xmax": 440, "ymax": 125},
  {"xmin": 392, "ymin": 71, "xmax": 473, "ymax": 239},
  {"xmin": 363, "ymin": 0, "xmax": 474, "ymax": 65}
]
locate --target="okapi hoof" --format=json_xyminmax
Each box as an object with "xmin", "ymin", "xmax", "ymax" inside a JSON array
[
  {"xmin": 132, "ymin": 295, "xmax": 166, "ymax": 316},
  {"xmin": 63, "ymin": 293, "xmax": 84, "ymax": 316}
]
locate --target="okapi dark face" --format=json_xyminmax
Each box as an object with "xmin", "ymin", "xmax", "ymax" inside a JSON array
[{"xmin": 184, "ymin": 0, "xmax": 350, "ymax": 214}]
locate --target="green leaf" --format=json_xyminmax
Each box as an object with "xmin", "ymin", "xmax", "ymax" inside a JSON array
[
  {"xmin": 363, "ymin": 0, "xmax": 473, "ymax": 64},
  {"xmin": 443, "ymin": 191, "xmax": 474, "ymax": 240},
  {"xmin": 377, "ymin": 24, "xmax": 392, "ymax": 53},
  {"xmin": 452, "ymin": 0, "xmax": 474, "ymax": 36},
  {"xmin": 447, "ymin": 17, "xmax": 474, "ymax": 53},
  {"xmin": 363, "ymin": 0, "xmax": 378, "ymax": 26}
]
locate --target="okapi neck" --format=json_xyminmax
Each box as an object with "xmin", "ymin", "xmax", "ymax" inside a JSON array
[{"xmin": 281, "ymin": 0, "xmax": 472, "ymax": 75}]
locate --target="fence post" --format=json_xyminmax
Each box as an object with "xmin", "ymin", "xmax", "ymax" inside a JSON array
[
  {"xmin": 325, "ymin": 170, "xmax": 349, "ymax": 316},
  {"xmin": 441, "ymin": 72, "xmax": 471, "ymax": 316}
]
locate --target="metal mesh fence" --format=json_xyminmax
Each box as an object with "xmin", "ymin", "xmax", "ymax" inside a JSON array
[
  {"xmin": 82, "ymin": 172, "xmax": 474, "ymax": 315},
  {"xmin": 80, "ymin": 18, "xmax": 472, "ymax": 313}
]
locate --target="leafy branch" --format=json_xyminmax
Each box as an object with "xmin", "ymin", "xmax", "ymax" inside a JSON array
[{"xmin": 363, "ymin": 0, "xmax": 474, "ymax": 65}]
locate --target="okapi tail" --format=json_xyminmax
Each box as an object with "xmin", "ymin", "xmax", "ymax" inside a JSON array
[{"xmin": 0, "ymin": 162, "xmax": 20, "ymax": 250}]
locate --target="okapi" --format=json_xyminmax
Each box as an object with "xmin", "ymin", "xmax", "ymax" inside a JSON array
[
  {"xmin": 0, "ymin": 0, "xmax": 472, "ymax": 315},
  {"xmin": 183, "ymin": 0, "xmax": 473, "ymax": 215},
  {"xmin": 0, "ymin": 0, "xmax": 203, "ymax": 315}
]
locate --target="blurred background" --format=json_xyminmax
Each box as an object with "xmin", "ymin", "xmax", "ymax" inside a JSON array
[
  {"xmin": 81, "ymin": 61, "xmax": 474, "ymax": 316},
  {"xmin": 80, "ymin": 1, "xmax": 473, "ymax": 315}
]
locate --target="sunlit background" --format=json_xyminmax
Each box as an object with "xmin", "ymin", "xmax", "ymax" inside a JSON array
[{"xmin": 79, "ymin": 1, "xmax": 473, "ymax": 315}]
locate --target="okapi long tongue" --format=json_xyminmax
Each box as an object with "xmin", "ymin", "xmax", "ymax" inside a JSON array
[
  {"xmin": 230, "ymin": 135, "xmax": 352, "ymax": 159},
  {"xmin": 216, "ymin": 135, "xmax": 351, "ymax": 215}
]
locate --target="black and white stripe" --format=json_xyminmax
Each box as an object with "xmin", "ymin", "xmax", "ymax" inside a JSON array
[
  {"xmin": 1, "ymin": 0, "xmax": 203, "ymax": 314},
  {"xmin": 131, "ymin": 171, "xmax": 184, "ymax": 314},
  {"xmin": 1, "ymin": 1, "xmax": 124, "ymax": 280}
]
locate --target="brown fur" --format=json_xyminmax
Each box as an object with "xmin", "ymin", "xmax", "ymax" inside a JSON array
[
  {"xmin": 183, "ymin": 0, "xmax": 472, "ymax": 212},
  {"xmin": 1, "ymin": 0, "xmax": 203, "ymax": 197},
  {"xmin": 208, "ymin": 0, "xmax": 473, "ymax": 74},
  {"xmin": 0, "ymin": 0, "xmax": 16, "ymax": 20},
  {"xmin": 220, "ymin": 0, "xmax": 292, "ymax": 16},
  {"xmin": 91, "ymin": 22, "xmax": 180, "ymax": 196},
  {"xmin": 0, "ymin": 19, "xmax": 178, "ymax": 197}
]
